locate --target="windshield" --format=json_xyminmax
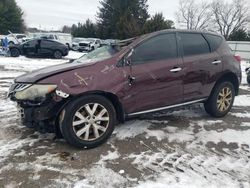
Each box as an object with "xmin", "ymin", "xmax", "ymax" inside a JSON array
[
  {"xmin": 73, "ymin": 38, "xmax": 85, "ymax": 43},
  {"xmin": 84, "ymin": 38, "xmax": 95, "ymax": 43},
  {"xmin": 75, "ymin": 46, "xmax": 119, "ymax": 64}
]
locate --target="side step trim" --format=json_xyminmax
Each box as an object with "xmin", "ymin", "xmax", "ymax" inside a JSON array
[{"xmin": 127, "ymin": 98, "xmax": 207, "ymax": 117}]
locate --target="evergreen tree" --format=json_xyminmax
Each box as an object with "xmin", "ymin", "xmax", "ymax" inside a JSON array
[
  {"xmin": 97, "ymin": 0, "xmax": 149, "ymax": 39},
  {"xmin": 62, "ymin": 25, "xmax": 72, "ymax": 33},
  {"xmin": 71, "ymin": 19, "xmax": 98, "ymax": 38},
  {"xmin": 143, "ymin": 13, "xmax": 174, "ymax": 34},
  {"xmin": 228, "ymin": 29, "xmax": 250, "ymax": 41},
  {"xmin": 0, "ymin": 0, "xmax": 25, "ymax": 34}
]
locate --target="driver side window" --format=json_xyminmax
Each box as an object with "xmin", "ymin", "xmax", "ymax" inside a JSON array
[
  {"xmin": 131, "ymin": 33, "xmax": 177, "ymax": 65},
  {"xmin": 24, "ymin": 40, "xmax": 37, "ymax": 47}
]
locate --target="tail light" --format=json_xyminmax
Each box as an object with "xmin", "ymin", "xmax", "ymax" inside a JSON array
[{"xmin": 234, "ymin": 55, "xmax": 241, "ymax": 63}]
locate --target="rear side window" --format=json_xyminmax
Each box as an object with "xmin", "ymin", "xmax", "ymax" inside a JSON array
[
  {"xmin": 180, "ymin": 33, "xmax": 210, "ymax": 56},
  {"xmin": 131, "ymin": 33, "xmax": 177, "ymax": 64},
  {"xmin": 41, "ymin": 40, "xmax": 54, "ymax": 47},
  {"xmin": 204, "ymin": 34, "xmax": 223, "ymax": 51}
]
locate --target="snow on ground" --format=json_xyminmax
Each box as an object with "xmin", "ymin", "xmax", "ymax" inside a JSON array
[{"xmin": 0, "ymin": 58, "xmax": 249, "ymax": 187}]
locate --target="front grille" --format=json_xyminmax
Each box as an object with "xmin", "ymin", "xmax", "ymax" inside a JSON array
[
  {"xmin": 9, "ymin": 83, "xmax": 31, "ymax": 94},
  {"xmin": 79, "ymin": 43, "xmax": 89, "ymax": 47}
]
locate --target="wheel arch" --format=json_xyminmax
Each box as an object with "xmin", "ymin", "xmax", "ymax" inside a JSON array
[
  {"xmin": 10, "ymin": 47, "xmax": 21, "ymax": 56},
  {"xmin": 58, "ymin": 90, "xmax": 125, "ymax": 124},
  {"xmin": 212, "ymin": 72, "xmax": 240, "ymax": 96}
]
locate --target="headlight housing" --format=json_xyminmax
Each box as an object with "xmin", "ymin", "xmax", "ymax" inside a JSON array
[{"xmin": 14, "ymin": 84, "xmax": 57, "ymax": 100}]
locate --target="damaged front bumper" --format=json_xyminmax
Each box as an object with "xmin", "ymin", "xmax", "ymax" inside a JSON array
[
  {"xmin": 17, "ymin": 98, "xmax": 65, "ymax": 133},
  {"xmin": 9, "ymin": 83, "xmax": 70, "ymax": 134}
]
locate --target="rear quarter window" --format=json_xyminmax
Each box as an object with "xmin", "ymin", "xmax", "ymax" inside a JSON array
[
  {"xmin": 204, "ymin": 34, "xmax": 223, "ymax": 52},
  {"xmin": 179, "ymin": 33, "xmax": 210, "ymax": 56}
]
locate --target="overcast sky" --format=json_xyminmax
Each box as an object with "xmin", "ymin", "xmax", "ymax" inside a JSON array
[
  {"xmin": 16, "ymin": 0, "xmax": 244, "ymax": 30},
  {"xmin": 16, "ymin": 0, "xmax": 179, "ymax": 30}
]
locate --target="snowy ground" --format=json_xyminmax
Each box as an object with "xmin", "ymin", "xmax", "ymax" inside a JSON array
[{"xmin": 0, "ymin": 55, "xmax": 249, "ymax": 188}]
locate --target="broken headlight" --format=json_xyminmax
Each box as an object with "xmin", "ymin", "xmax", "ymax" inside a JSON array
[{"xmin": 14, "ymin": 84, "xmax": 57, "ymax": 100}]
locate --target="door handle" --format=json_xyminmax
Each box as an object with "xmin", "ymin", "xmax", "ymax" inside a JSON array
[
  {"xmin": 128, "ymin": 75, "xmax": 135, "ymax": 86},
  {"xmin": 211, "ymin": 60, "xmax": 222, "ymax": 65},
  {"xmin": 170, "ymin": 67, "xmax": 182, "ymax": 73}
]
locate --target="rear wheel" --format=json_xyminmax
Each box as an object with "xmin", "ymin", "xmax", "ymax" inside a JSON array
[
  {"xmin": 59, "ymin": 95, "xmax": 116, "ymax": 148},
  {"xmin": 66, "ymin": 43, "xmax": 70, "ymax": 50},
  {"xmin": 10, "ymin": 48, "xmax": 20, "ymax": 57},
  {"xmin": 53, "ymin": 50, "xmax": 62, "ymax": 59},
  {"xmin": 204, "ymin": 81, "xmax": 235, "ymax": 117}
]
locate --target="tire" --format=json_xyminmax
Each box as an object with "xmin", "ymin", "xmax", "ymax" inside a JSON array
[
  {"xmin": 66, "ymin": 43, "xmax": 70, "ymax": 50},
  {"xmin": 89, "ymin": 47, "xmax": 95, "ymax": 52},
  {"xmin": 247, "ymin": 75, "xmax": 250, "ymax": 84},
  {"xmin": 53, "ymin": 50, "xmax": 62, "ymax": 59},
  {"xmin": 10, "ymin": 48, "xmax": 20, "ymax": 57},
  {"xmin": 59, "ymin": 95, "xmax": 116, "ymax": 148},
  {"xmin": 204, "ymin": 81, "xmax": 235, "ymax": 117},
  {"xmin": 72, "ymin": 46, "xmax": 78, "ymax": 51}
]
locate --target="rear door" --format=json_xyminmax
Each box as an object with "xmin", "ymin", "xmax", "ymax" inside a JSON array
[
  {"xmin": 121, "ymin": 33, "xmax": 184, "ymax": 114},
  {"xmin": 179, "ymin": 32, "xmax": 223, "ymax": 101},
  {"xmin": 40, "ymin": 40, "xmax": 54, "ymax": 56}
]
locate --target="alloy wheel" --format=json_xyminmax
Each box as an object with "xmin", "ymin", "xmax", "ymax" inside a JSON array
[
  {"xmin": 72, "ymin": 103, "xmax": 110, "ymax": 141},
  {"xmin": 216, "ymin": 87, "xmax": 232, "ymax": 112},
  {"xmin": 11, "ymin": 49, "xmax": 19, "ymax": 57},
  {"xmin": 54, "ymin": 51, "xmax": 62, "ymax": 59}
]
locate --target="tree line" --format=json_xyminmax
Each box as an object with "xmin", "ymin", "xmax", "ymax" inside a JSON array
[
  {"xmin": 176, "ymin": 0, "xmax": 250, "ymax": 40},
  {"xmin": 0, "ymin": 0, "xmax": 249, "ymax": 41},
  {"xmin": 63, "ymin": 0, "xmax": 174, "ymax": 40},
  {"xmin": 64, "ymin": 0, "xmax": 250, "ymax": 40}
]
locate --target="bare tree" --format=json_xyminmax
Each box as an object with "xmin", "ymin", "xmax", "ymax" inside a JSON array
[
  {"xmin": 211, "ymin": 0, "xmax": 249, "ymax": 40},
  {"xmin": 176, "ymin": 0, "xmax": 212, "ymax": 30}
]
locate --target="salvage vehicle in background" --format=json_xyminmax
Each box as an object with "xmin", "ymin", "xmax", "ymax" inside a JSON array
[
  {"xmin": 9, "ymin": 38, "xmax": 69, "ymax": 59},
  {"xmin": 78, "ymin": 38, "xmax": 101, "ymax": 52},
  {"xmin": 8, "ymin": 30, "xmax": 241, "ymax": 148},
  {"xmin": 72, "ymin": 37, "xmax": 86, "ymax": 51},
  {"xmin": 7, "ymin": 33, "xmax": 29, "ymax": 45},
  {"xmin": 29, "ymin": 32, "xmax": 73, "ymax": 49}
]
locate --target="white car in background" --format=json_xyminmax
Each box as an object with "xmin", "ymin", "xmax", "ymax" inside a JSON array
[
  {"xmin": 7, "ymin": 33, "xmax": 29, "ymax": 45},
  {"xmin": 78, "ymin": 38, "xmax": 101, "ymax": 52},
  {"xmin": 72, "ymin": 37, "xmax": 86, "ymax": 51}
]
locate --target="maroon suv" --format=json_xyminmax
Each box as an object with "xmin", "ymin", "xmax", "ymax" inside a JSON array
[{"xmin": 9, "ymin": 30, "xmax": 241, "ymax": 148}]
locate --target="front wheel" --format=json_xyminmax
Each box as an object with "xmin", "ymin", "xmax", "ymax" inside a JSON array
[
  {"xmin": 59, "ymin": 95, "xmax": 116, "ymax": 148},
  {"xmin": 204, "ymin": 82, "xmax": 235, "ymax": 117},
  {"xmin": 10, "ymin": 48, "xmax": 20, "ymax": 57}
]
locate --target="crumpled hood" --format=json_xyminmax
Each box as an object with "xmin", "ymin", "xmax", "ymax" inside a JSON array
[{"xmin": 15, "ymin": 61, "xmax": 96, "ymax": 83}]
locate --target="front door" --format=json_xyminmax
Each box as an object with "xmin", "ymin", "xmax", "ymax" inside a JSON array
[
  {"xmin": 121, "ymin": 33, "xmax": 184, "ymax": 114},
  {"xmin": 22, "ymin": 40, "xmax": 38, "ymax": 56}
]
